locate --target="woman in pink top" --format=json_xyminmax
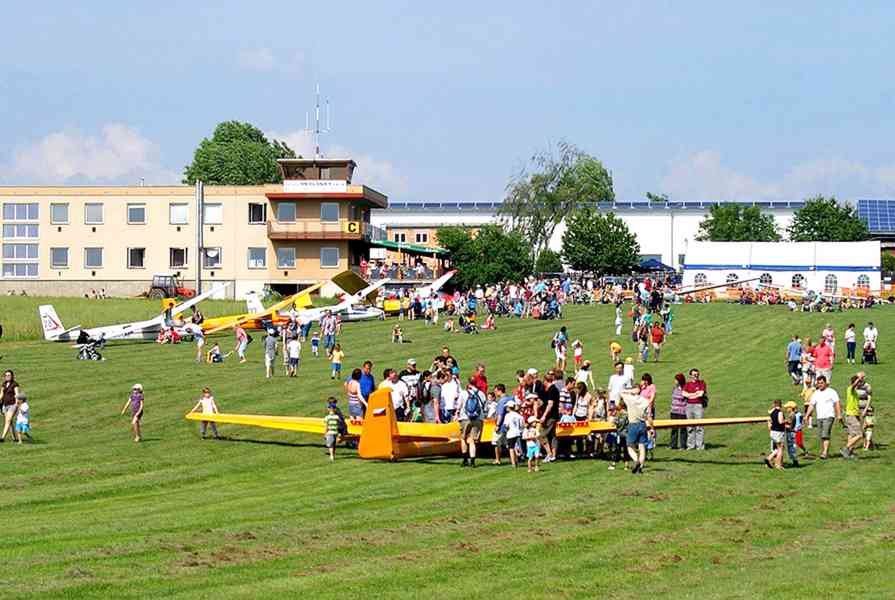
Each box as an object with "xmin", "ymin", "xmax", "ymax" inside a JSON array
[{"xmin": 640, "ymin": 373, "xmax": 657, "ymax": 418}]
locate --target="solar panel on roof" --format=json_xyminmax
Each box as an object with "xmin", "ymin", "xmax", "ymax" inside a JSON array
[{"xmin": 857, "ymin": 199, "xmax": 895, "ymax": 233}]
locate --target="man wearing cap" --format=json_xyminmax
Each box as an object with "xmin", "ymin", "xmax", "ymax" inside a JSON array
[
  {"xmin": 621, "ymin": 385, "xmax": 653, "ymax": 474},
  {"xmin": 399, "ymin": 359, "xmax": 421, "ymax": 411},
  {"xmin": 842, "ymin": 372, "xmax": 871, "ymax": 459}
]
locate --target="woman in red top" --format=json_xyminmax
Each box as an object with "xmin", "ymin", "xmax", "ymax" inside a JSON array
[{"xmin": 650, "ymin": 323, "xmax": 665, "ymax": 362}]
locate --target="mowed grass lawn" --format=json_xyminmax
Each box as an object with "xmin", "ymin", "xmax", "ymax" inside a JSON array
[{"xmin": 1, "ymin": 300, "xmax": 893, "ymax": 598}]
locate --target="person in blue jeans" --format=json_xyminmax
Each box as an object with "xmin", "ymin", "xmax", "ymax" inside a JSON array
[{"xmin": 785, "ymin": 335, "xmax": 803, "ymax": 385}]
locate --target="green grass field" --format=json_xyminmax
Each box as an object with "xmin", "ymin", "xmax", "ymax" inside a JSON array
[{"xmin": 1, "ymin": 300, "xmax": 893, "ymax": 598}]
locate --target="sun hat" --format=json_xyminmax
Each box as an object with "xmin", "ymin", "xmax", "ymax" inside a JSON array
[
  {"xmin": 407, "ymin": 358, "xmax": 416, "ymax": 365},
  {"xmin": 526, "ymin": 368, "xmax": 538, "ymax": 376},
  {"xmin": 527, "ymin": 416, "xmax": 538, "ymax": 424},
  {"xmin": 132, "ymin": 384, "xmax": 143, "ymax": 391}
]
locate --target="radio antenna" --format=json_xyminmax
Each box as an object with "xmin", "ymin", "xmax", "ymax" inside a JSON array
[{"xmin": 302, "ymin": 84, "xmax": 331, "ymax": 160}]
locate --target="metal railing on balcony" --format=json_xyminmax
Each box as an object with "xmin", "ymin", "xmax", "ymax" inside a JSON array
[{"xmin": 267, "ymin": 220, "xmax": 370, "ymax": 240}]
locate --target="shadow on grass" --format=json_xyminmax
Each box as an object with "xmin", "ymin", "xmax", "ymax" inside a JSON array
[{"xmin": 209, "ymin": 436, "xmax": 323, "ymax": 450}]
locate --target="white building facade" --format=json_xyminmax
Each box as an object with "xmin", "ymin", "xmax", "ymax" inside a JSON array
[
  {"xmin": 372, "ymin": 200, "xmax": 802, "ymax": 270},
  {"xmin": 681, "ymin": 241, "xmax": 881, "ymax": 293}
]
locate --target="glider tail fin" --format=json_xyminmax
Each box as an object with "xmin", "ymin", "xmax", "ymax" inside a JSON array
[
  {"xmin": 38, "ymin": 305, "xmax": 65, "ymax": 340},
  {"xmin": 358, "ymin": 388, "xmax": 400, "ymax": 460}
]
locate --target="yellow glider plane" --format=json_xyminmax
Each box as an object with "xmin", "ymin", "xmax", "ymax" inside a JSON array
[{"xmin": 186, "ymin": 388, "xmax": 769, "ymax": 461}]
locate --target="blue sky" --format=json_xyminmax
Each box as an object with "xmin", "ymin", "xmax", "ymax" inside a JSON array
[{"xmin": 1, "ymin": 1, "xmax": 894, "ymax": 203}]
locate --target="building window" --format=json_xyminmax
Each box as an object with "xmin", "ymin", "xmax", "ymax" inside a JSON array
[
  {"xmin": 248, "ymin": 203, "xmax": 267, "ymax": 224},
  {"xmin": 856, "ymin": 274, "xmax": 870, "ymax": 289},
  {"xmin": 51, "ymin": 203, "xmax": 69, "ymax": 224},
  {"xmin": 277, "ymin": 202, "xmax": 296, "ymax": 223},
  {"xmin": 320, "ymin": 167, "xmax": 331, "ymax": 179},
  {"xmin": 824, "ymin": 274, "xmax": 837, "ymax": 294},
  {"xmin": 2, "ymin": 224, "xmax": 38, "ymax": 238},
  {"xmin": 85, "ymin": 203, "xmax": 104, "ymax": 225},
  {"xmin": 203, "ymin": 203, "xmax": 223, "ymax": 225},
  {"xmin": 169, "ymin": 203, "xmax": 189, "ymax": 225},
  {"xmin": 277, "ymin": 247, "xmax": 296, "ymax": 268},
  {"xmin": 1, "ymin": 263, "xmax": 37, "ymax": 278},
  {"xmin": 2, "ymin": 203, "xmax": 38, "ymax": 221},
  {"xmin": 84, "ymin": 247, "xmax": 103, "ymax": 269},
  {"xmin": 51, "ymin": 247, "xmax": 69, "ymax": 269},
  {"xmin": 169, "ymin": 248, "xmax": 188, "ymax": 269},
  {"xmin": 393, "ymin": 232, "xmax": 407, "ymax": 243},
  {"xmin": 127, "ymin": 248, "xmax": 146, "ymax": 269},
  {"xmin": 2, "ymin": 244, "xmax": 38, "ymax": 259},
  {"xmin": 694, "ymin": 273, "xmax": 707, "ymax": 286},
  {"xmin": 247, "ymin": 247, "xmax": 266, "ymax": 269},
  {"xmin": 759, "ymin": 273, "xmax": 773, "ymax": 286},
  {"xmin": 127, "ymin": 203, "xmax": 146, "ymax": 224},
  {"xmin": 320, "ymin": 202, "xmax": 339, "ymax": 223},
  {"xmin": 791, "ymin": 274, "xmax": 805, "ymax": 289},
  {"xmin": 415, "ymin": 232, "xmax": 429, "ymax": 244},
  {"xmin": 202, "ymin": 247, "xmax": 222, "ymax": 269},
  {"xmin": 320, "ymin": 246, "xmax": 339, "ymax": 268}
]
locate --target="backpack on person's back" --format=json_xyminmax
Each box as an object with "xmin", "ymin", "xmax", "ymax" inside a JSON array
[{"xmin": 465, "ymin": 389, "xmax": 484, "ymax": 420}]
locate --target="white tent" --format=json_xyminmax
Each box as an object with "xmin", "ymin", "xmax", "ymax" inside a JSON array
[{"xmin": 683, "ymin": 241, "xmax": 881, "ymax": 293}]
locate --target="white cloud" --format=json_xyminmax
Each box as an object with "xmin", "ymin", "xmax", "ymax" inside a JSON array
[
  {"xmin": 268, "ymin": 129, "xmax": 410, "ymax": 196},
  {"xmin": 659, "ymin": 150, "xmax": 895, "ymax": 201},
  {"xmin": 1, "ymin": 124, "xmax": 178, "ymax": 185},
  {"xmin": 236, "ymin": 48, "xmax": 305, "ymax": 75},
  {"xmin": 237, "ymin": 48, "xmax": 276, "ymax": 72}
]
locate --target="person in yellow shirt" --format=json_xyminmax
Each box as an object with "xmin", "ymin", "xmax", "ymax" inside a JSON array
[
  {"xmin": 609, "ymin": 340, "xmax": 623, "ymax": 363},
  {"xmin": 800, "ymin": 384, "xmax": 815, "ymax": 429},
  {"xmin": 330, "ymin": 344, "xmax": 345, "ymax": 380}
]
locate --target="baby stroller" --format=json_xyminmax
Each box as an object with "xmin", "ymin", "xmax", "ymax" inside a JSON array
[
  {"xmin": 862, "ymin": 342, "xmax": 878, "ymax": 365},
  {"xmin": 76, "ymin": 334, "xmax": 106, "ymax": 361}
]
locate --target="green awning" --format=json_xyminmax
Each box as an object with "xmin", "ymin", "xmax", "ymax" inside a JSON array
[{"xmin": 369, "ymin": 239, "xmax": 449, "ymax": 256}]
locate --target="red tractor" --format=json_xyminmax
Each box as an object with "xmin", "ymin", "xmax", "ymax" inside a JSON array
[{"xmin": 147, "ymin": 273, "xmax": 196, "ymax": 300}]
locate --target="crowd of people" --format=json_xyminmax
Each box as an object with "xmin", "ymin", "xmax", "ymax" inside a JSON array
[{"xmin": 778, "ymin": 322, "xmax": 879, "ymax": 467}]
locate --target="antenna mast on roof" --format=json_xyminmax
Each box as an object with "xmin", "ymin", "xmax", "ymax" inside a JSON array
[{"xmin": 303, "ymin": 84, "xmax": 331, "ymax": 160}]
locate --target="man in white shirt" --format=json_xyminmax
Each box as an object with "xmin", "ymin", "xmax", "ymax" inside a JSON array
[
  {"xmin": 439, "ymin": 369, "xmax": 461, "ymax": 422},
  {"xmin": 804, "ymin": 375, "xmax": 841, "ymax": 459},
  {"xmin": 607, "ymin": 362, "xmax": 627, "ymax": 405}
]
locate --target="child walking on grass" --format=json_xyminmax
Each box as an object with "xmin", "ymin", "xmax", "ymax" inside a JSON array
[
  {"xmin": 310, "ymin": 331, "xmax": 321, "ymax": 357},
  {"xmin": 120, "ymin": 384, "xmax": 144, "ymax": 443},
  {"xmin": 14, "ymin": 392, "xmax": 31, "ymax": 443},
  {"xmin": 189, "ymin": 387, "xmax": 220, "ymax": 440},
  {"xmin": 523, "ymin": 416, "xmax": 541, "ymax": 473},
  {"xmin": 324, "ymin": 402, "xmax": 340, "ymax": 461},
  {"xmin": 330, "ymin": 344, "xmax": 345, "ymax": 380}
]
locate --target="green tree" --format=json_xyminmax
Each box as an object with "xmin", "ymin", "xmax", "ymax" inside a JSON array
[
  {"xmin": 534, "ymin": 249, "xmax": 564, "ymax": 274},
  {"xmin": 787, "ymin": 196, "xmax": 870, "ymax": 241},
  {"xmin": 183, "ymin": 121, "xmax": 296, "ymax": 185},
  {"xmin": 646, "ymin": 192, "xmax": 670, "ymax": 203},
  {"xmin": 881, "ymin": 252, "xmax": 895, "ymax": 273},
  {"xmin": 500, "ymin": 141, "xmax": 614, "ymax": 260},
  {"xmin": 695, "ymin": 204, "xmax": 781, "ymax": 241},
  {"xmin": 436, "ymin": 224, "xmax": 532, "ymax": 288},
  {"xmin": 561, "ymin": 208, "xmax": 640, "ymax": 274}
]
